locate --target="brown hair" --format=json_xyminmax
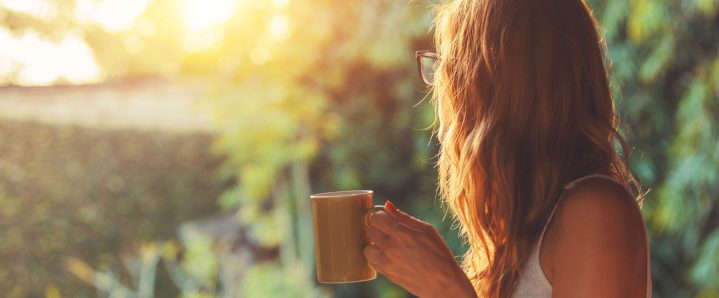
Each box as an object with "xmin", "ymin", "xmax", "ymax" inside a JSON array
[{"xmin": 432, "ymin": 0, "xmax": 641, "ymax": 296}]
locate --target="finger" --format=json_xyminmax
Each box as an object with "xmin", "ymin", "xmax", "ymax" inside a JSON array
[
  {"xmin": 366, "ymin": 226, "xmax": 391, "ymax": 248},
  {"xmin": 364, "ymin": 244, "xmax": 389, "ymax": 271},
  {"xmin": 368, "ymin": 210, "xmax": 397, "ymax": 235},
  {"xmin": 392, "ymin": 222, "xmax": 424, "ymax": 236},
  {"xmin": 385, "ymin": 201, "xmax": 430, "ymax": 230}
]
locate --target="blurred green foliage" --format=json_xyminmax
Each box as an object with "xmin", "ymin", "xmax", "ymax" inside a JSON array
[
  {"xmin": 588, "ymin": 0, "xmax": 719, "ymax": 296},
  {"xmin": 1, "ymin": 0, "xmax": 717, "ymax": 297},
  {"xmin": 0, "ymin": 121, "xmax": 225, "ymax": 297}
]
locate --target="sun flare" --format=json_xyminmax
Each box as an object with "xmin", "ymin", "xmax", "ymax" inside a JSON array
[{"xmin": 180, "ymin": 0, "xmax": 236, "ymax": 32}]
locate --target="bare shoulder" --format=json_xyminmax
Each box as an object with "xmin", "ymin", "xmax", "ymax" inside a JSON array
[
  {"xmin": 557, "ymin": 178, "xmax": 645, "ymax": 234},
  {"xmin": 547, "ymin": 177, "xmax": 649, "ymax": 297}
]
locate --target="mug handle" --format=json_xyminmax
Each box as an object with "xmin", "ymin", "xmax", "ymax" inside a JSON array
[{"xmin": 364, "ymin": 205, "xmax": 386, "ymax": 227}]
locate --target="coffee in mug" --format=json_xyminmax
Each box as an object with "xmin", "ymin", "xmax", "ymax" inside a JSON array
[{"xmin": 311, "ymin": 190, "xmax": 384, "ymax": 283}]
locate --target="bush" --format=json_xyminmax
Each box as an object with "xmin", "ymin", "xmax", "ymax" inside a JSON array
[{"xmin": 0, "ymin": 120, "xmax": 227, "ymax": 297}]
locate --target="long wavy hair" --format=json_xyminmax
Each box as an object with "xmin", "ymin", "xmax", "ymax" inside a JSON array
[{"xmin": 432, "ymin": 0, "xmax": 641, "ymax": 296}]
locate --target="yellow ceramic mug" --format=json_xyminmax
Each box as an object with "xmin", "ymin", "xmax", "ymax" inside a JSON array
[{"xmin": 311, "ymin": 190, "xmax": 385, "ymax": 283}]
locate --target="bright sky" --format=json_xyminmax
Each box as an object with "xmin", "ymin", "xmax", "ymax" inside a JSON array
[
  {"xmin": 0, "ymin": 28, "xmax": 102, "ymax": 86},
  {"xmin": 181, "ymin": 0, "xmax": 236, "ymax": 32},
  {"xmin": 0, "ymin": 0, "xmax": 290, "ymax": 86},
  {"xmin": 0, "ymin": 0, "xmax": 55, "ymax": 18},
  {"xmin": 75, "ymin": 0, "xmax": 151, "ymax": 33},
  {"xmin": 0, "ymin": 0, "xmax": 151, "ymax": 85}
]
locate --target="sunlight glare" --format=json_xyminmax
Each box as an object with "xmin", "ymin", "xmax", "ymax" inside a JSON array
[
  {"xmin": 273, "ymin": 0, "xmax": 290, "ymax": 7},
  {"xmin": 0, "ymin": 0, "xmax": 56, "ymax": 18},
  {"xmin": 269, "ymin": 15, "xmax": 290, "ymax": 40},
  {"xmin": 0, "ymin": 28, "xmax": 102, "ymax": 86},
  {"xmin": 181, "ymin": 0, "xmax": 237, "ymax": 32},
  {"xmin": 75, "ymin": 0, "xmax": 150, "ymax": 32}
]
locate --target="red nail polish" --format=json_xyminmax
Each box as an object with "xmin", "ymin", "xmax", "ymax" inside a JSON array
[{"xmin": 385, "ymin": 200, "xmax": 398, "ymax": 213}]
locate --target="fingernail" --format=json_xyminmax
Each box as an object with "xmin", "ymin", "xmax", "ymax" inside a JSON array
[{"xmin": 385, "ymin": 200, "xmax": 398, "ymax": 213}]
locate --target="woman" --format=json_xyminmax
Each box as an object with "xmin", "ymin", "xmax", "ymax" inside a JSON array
[{"xmin": 363, "ymin": 0, "xmax": 651, "ymax": 297}]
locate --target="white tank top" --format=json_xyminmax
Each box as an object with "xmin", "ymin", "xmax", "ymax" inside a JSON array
[{"xmin": 512, "ymin": 174, "xmax": 650, "ymax": 297}]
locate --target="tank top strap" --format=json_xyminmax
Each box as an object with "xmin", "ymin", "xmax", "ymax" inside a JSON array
[{"xmin": 561, "ymin": 174, "xmax": 630, "ymax": 193}]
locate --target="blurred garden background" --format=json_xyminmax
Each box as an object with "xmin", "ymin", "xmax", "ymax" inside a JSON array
[{"xmin": 0, "ymin": 0, "xmax": 717, "ymax": 297}]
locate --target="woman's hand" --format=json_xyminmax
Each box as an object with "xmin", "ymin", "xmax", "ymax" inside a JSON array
[{"xmin": 364, "ymin": 201, "xmax": 476, "ymax": 298}]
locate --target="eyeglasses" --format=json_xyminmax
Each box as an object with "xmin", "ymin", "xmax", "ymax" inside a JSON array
[{"xmin": 415, "ymin": 50, "xmax": 439, "ymax": 85}]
